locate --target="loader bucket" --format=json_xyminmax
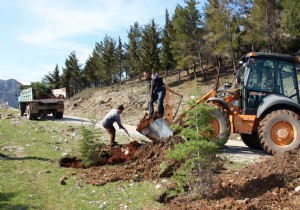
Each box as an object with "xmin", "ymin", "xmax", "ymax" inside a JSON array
[{"xmin": 136, "ymin": 113, "xmax": 173, "ymax": 142}]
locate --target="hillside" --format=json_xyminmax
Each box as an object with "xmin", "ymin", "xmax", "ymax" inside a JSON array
[
  {"xmin": 64, "ymin": 68, "xmax": 233, "ymax": 126},
  {"xmin": 0, "ymin": 79, "xmax": 20, "ymax": 108}
]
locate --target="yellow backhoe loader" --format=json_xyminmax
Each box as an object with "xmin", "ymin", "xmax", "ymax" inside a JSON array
[{"xmin": 137, "ymin": 52, "xmax": 300, "ymax": 155}]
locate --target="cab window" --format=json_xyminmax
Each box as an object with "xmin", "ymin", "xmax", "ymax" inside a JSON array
[{"xmin": 276, "ymin": 60, "xmax": 299, "ymax": 103}]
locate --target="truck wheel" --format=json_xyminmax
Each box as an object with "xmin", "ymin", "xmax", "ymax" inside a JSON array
[
  {"xmin": 54, "ymin": 111, "xmax": 63, "ymax": 119},
  {"xmin": 27, "ymin": 105, "xmax": 38, "ymax": 120},
  {"xmin": 19, "ymin": 104, "xmax": 25, "ymax": 116},
  {"xmin": 27, "ymin": 105, "xmax": 32, "ymax": 120},
  {"xmin": 241, "ymin": 132, "xmax": 262, "ymax": 149},
  {"xmin": 210, "ymin": 107, "xmax": 230, "ymax": 147},
  {"xmin": 258, "ymin": 110, "xmax": 300, "ymax": 155}
]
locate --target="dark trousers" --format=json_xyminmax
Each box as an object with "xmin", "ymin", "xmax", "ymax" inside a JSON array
[
  {"xmin": 102, "ymin": 124, "xmax": 116, "ymax": 145},
  {"xmin": 149, "ymin": 87, "xmax": 166, "ymax": 117}
]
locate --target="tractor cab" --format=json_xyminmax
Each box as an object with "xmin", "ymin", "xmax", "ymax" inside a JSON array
[{"xmin": 235, "ymin": 52, "xmax": 300, "ymax": 115}]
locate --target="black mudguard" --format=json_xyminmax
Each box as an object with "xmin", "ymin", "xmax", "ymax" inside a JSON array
[
  {"xmin": 206, "ymin": 97, "xmax": 231, "ymax": 113},
  {"xmin": 256, "ymin": 94, "xmax": 300, "ymax": 118}
]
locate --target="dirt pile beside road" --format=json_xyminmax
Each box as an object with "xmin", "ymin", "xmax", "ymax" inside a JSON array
[
  {"xmin": 165, "ymin": 149, "xmax": 300, "ymax": 210},
  {"xmin": 62, "ymin": 138, "xmax": 181, "ymax": 186},
  {"xmin": 61, "ymin": 135, "xmax": 300, "ymax": 209}
]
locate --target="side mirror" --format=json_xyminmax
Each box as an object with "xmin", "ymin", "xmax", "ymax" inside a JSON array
[
  {"xmin": 224, "ymin": 82, "xmax": 232, "ymax": 89},
  {"xmin": 235, "ymin": 71, "xmax": 241, "ymax": 85}
]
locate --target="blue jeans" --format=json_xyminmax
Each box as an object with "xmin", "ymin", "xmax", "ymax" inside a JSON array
[{"xmin": 149, "ymin": 87, "xmax": 166, "ymax": 117}]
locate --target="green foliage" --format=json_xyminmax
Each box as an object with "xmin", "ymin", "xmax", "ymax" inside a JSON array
[
  {"xmin": 0, "ymin": 108, "xmax": 164, "ymax": 210},
  {"xmin": 167, "ymin": 103, "xmax": 221, "ymax": 195},
  {"xmin": 167, "ymin": 139, "xmax": 219, "ymax": 195},
  {"xmin": 79, "ymin": 126, "xmax": 105, "ymax": 167},
  {"xmin": 30, "ymin": 81, "xmax": 51, "ymax": 97},
  {"xmin": 141, "ymin": 19, "xmax": 161, "ymax": 73},
  {"xmin": 61, "ymin": 51, "xmax": 84, "ymax": 98},
  {"xmin": 126, "ymin": 22, "xmax": 143, "ymax": 77},
  {"xmin": 181, "ymin": 103, "xmax": 216, "ymax": 141},
  {"xmin": 160, "ymin": 9, "xmax": 175, "ymax": 73},
  {"xmin": 42, "ymin": 64, "xmax": 61, "ymax": 89},
  {"xmin": 33, "ymin": 0, "xmax": 300, "ymax": 95},
  {"xmin": 281, "ymin": 0, "xmax": 300, "ymax": 36},
  {"xmin": 171, "ymin": 0, "xmax": 202, "ymax": 70}
]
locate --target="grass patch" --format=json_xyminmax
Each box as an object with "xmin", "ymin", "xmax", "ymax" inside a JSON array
[
  {"xmin": 0, "ymin": 108, "xmax": 163, "ymax": 210},
  {"xmin": 224, "ymin": 161, "xmax": 248, "ymax": 170}
]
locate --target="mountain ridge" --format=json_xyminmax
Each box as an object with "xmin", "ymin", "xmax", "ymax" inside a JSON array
[{"xmin": 0, "ymin": 79, "xmax": 21, "ymax": 108}]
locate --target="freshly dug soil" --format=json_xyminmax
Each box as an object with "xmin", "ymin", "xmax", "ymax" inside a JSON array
[{"xmin": 60, "ymin": 138, "xmax": 300, "ymax": 209}]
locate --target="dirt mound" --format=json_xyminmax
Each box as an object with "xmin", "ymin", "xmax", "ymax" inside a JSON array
[
  {"xmin": 60, "ymin": 138, "xmax": 300, "ymax": 209},
  {"xmin": 62, "ymin": 138, "xmax": 181, "ymax": 186},
  {"xmin": 165, "ymin": 149, "xmax": 300, "ymax": 210}
]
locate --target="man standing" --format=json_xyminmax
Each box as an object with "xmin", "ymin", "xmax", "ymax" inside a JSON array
[
  {"xmin": 143, "ymin": 71, "xmax": 166, "ymax": 118},
  {"xmin": 102, "ymin": 105, "xmax": 128, "ymax": 148}
]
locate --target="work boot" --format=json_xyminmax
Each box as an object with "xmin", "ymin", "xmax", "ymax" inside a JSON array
[
  {"xmin": 146, "ymin": 115, "xmax": 153, "ymax": 120},
  {"xmin": 110, "ymin": 142, "xmax": 119, "ymax": 148}
]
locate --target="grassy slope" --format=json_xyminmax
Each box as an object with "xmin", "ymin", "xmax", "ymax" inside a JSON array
[
  {"xmin": 0, "ymin": 109, "xmax": 163, "ymax": 210},
  {"xmin": 64, "ymin": 67, "xmax": 235, "ymax": 126}
]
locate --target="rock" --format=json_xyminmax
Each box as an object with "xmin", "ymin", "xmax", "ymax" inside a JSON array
[
  {"xmin": 39, "ymin": 170, "xmax": 51, "ymax": 174},
  {"xmin": 62, "ymin": 153, "xmax": 69, "ymax": 157},
  {"xmin": 60, "ymin": 177, "xmax": 67, "ymax": 185},
  {"xmin": 60, "ymin": 179, "xmax": 66, "ymax": 185},
  {"xmin": 221, "ymin": 181, "xmax": 231, "ymax": 188},
  {"xmin": 295, "ymin": 185, "xmax": 300, "ymax": 192},
  {"xmin": 273, "ymin": 187, "xmax": 280, "ymax": 194},
  {"xmin": 236, "ymin": 198, "xmax": 250, "ymax": 204}
]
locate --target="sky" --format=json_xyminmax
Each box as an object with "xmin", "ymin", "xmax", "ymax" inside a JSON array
[{"xmin": 0, "ymin": 0, "xmax": 204, "ymax": 85}]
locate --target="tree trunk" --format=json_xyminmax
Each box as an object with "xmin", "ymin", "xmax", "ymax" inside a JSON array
[
  {"xmin": 232, "ymin": 52, "xmax": 236, "ymax": 72},
  {"xmin": 193, "ymin": 62, "xmax": 197, "ymax": 80},
  {"xmin": 215, "ymin": 56, "xmax": 222, "ymax": 90},
  {"xmin": 185, "ymin": 66, "xmax": 189, "ymax": 75},
  {"xmin": 164, "ymin": 66, "xmax": 168, "ymax": 80}
]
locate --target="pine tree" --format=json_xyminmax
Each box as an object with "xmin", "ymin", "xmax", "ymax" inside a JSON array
[
  {"xmin": 281, "ymin": 0, "xmax": 300, "ymax": 36},
  {"xmin": 116, "ymin": 37, "xmax": 124, "ymax": 85},
  {"xmin": 170, "ymin": 0, "xmax": 203, "ymax": 81},
  {"xmin": 280, "ymin": 0, "xmax": 300, "ymax": 54},
  {"xmin": 167, "ymin": 103, "xmax": 220, "ymax": 195},
  {"xmin": 160, "ymin": 9, "xmax": 175, "ymax": 77},
  {"xmin": 43, "ymin": 64, "xmax": 61, "ymax": 89},
  {"xmin": 61, "ymin": 51, "xmax": 83, "ymax": 97},
  {"xmin": 101, "ymin": 35, "xmax": 116, "ymax": 86},
  {"xmin": 126, "ymin": 22, "xmax": 142, "ymax": 79},
  {"xmin": 83, "ymin": 50, "xmax": 100, "ymax": 88},
  {"xmin": 243, "ymin": 0, "xmax": 282, "ymax": 52},
  {"xmin": 204, "ymin": 0, "xmax": 241, "ymax": 75},
  {"xmin": 141, "ymin": 19, "xmax": 161, "ymax": 74}
]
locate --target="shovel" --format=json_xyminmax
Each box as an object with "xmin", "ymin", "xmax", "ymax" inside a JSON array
[{"xmin": 125, "ymin": 130, "xmax": 134, "ymax": 141}]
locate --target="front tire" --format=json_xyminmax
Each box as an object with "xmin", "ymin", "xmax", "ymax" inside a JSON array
[
  {"xmin": 258, "ymin": 110, "xmax": 300, "ymax": 155},
  {"xmin": 210, "ymin": 107, "xmax": 231, "ymax": 147}
]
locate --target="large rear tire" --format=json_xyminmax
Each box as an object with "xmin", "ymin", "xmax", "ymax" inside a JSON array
[
  {"xmin": 241, "ymin": 132, "xmax": 262, "ymax": 149},
  {"xmin": 258, "ymin": 110, "xmax": 300, "ymax": 155},
  {"xmin": 210, "ymin": 107, "xmax": 231, "ymax": 147}
]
